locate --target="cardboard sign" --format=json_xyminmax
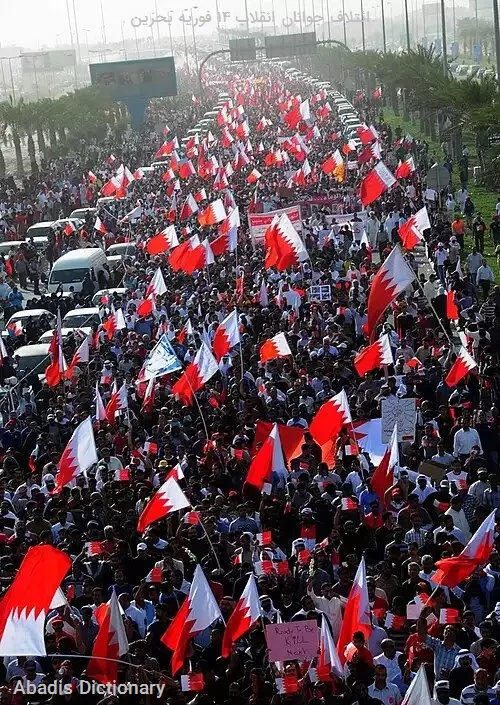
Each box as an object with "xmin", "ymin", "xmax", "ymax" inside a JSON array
[
  {"xmin": 265, "ymin": 620, "xmax": 318, "ymax": 662},
  {"xmin": 417, "ymin": 460, "xmax": 447, "ymax": 482},
  {"xmin": 309, "ymin": 285, "xmax": 331, "ymax": 301},
  {"xmin": 381, "ymin": 397, "xmax": 416, "ymax": 443},
  {"xmin": 248, "ymin": 205, "xmax": 302, "ymax": 246}
]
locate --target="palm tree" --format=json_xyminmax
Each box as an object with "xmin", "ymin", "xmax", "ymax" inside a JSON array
[
  {"xmin": 0, "ymin": 104, "xmax": 9, "ymax": 179},
  {"xmin": 1, "ymin": 101, "xmax": 24, "ymax": 176}
]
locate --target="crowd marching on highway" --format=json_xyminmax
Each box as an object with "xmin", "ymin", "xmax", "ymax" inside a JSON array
[{"xmin": 0, "ymin": 58, "xmax": 498, "ymax": 705}]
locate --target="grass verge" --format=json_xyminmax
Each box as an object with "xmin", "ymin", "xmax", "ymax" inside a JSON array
[{"xmin": 382, "ymin": 108, "xmax": 500, "ymax": 281}]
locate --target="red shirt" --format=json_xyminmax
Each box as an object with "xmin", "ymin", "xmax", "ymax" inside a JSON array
[{"xmin": 363, "ymin": 512, "xmax": 384, "ymax": 530}]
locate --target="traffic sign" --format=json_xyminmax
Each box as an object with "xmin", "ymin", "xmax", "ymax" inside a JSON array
[
  {"xmin": 425, "ymin": 165, "xmax": 450, "ymax": 190},
  {"xmin": 229, "ymin": 38, "xmax": 257, "ymax": 62},
  {"xmin": 265, "ymin": 32, "xmax": 317, "ymax": 58}
]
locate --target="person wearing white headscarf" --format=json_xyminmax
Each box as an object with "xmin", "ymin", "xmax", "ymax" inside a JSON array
[{"xmin": 260, "ymin": 595, "xmax": 280, "ymax": 623}]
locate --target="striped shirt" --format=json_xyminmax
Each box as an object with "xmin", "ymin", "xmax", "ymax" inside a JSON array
[
  {"xmin": 425, "ymin": 635, "xmax": 460, "ymax": 679},
  {"xmin": 460, "ymin": 685, "xmax": 495, "ymax": 705}
]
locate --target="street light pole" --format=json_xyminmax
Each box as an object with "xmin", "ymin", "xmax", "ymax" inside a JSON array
[
  {"xmin": 342, "ymin": 0, "xmax": 347, "ymax": 45},
  {"xmin": 189, "ymin": 7, "xmax": 199, "ymax": 74},
  {"xmin": 404, "ymin": 0, "xmax": 411, "ymax": 50},
  {"xmin": 493, "ymin": 0, "xmax": 500, "ymax": 85},
  {"xmin": 71, "ymin": 0, "xmax": 81, "ymax": 64},
  {"xmin": 440, "ymin": 0, "xmax": 448, "ymax": 75},
  {"xmin": 381, "ymin": 0, "xmax": 387, "ymax": 51},
  {"xmin": 121, "ymin": 22, "xmax": 128, "ymax": 60},
  {"xmin": 182, "ymin": 20, "xmax": 189, "ymax": 69},
  {"xmin": 360, "ymin": 0, "xmax": 366, "ymax": 51}
]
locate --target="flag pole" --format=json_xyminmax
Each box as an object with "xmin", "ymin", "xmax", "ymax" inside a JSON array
[
  {"xmin": 198, "ymin": 516, "xmax": 223, "ymax": 571},
  {"xmin": 411, "ymin": 274, "xmax": 454, "ymax": 346},
  {"xmin": 182, "ymin": 374, "xmax": 211, "ymax": 446}
]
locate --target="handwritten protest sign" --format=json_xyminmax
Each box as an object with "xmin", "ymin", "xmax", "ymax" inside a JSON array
[{"xmin": 265, "ymin": 620, "xmax": 318, "ymax": 662}]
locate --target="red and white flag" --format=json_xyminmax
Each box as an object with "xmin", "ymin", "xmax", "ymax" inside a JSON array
[
  {"xmin": 385, "ymin": 612, "xmax": 406, "ymax": 629},
  {"xmin": 337, "ymin": 558, "xmax": 372, "ymax": 664},
  {"xmin": 94, "ymin": 216, "xmax": 108, "ymax": 234},
  {"xmin": 145, "ymin": 267, "xmax": 167, "ymax": 300},
  {"xmin": 359, "ymin": 161, "xmax": 397, "ymax": 206},
  {"xmin": 371, "ymin": 424, "xmax": 399, "ymax": 507},
  {"xmin": 366, "ymin": 245, "xmax": 415, "ymax": 340},
  {"xmin": 318, "ymin": 613, "xmax": 343, "ymax": 677},
  {"xmin": 181, "ymin": 674, "xmax": 205, "ymax": 692},
  {"xmin": 184, "ymin": 511, "xmax": 201, "ymax": 525},
  {"xmin": 212, "ymin": 310, "xmax": 240, "ymax": 361},
  {"xmin": 146, "ymin": 226, "xmax": 179, "ymax": 255},
  {"xmin": 357, "ymin": 124, "xmax": 379, "ymax": 145},
  {"xmin": 247, "ymin": 168, "xmax": 262, "ymax": 184},
  {"xmin": 401, "ymin": 665, "xmax": 433, "ymax": 705},
  {"xmin": 259, "ymin": 332, "xmax": 292, "ymax": 363},
  {"xmin": 310, "ymin": 390, "xmax": 352, "ymax": 447},
  {"xmin": 146, "ymin": 567, "xmax": 163, "ymax": 583},
  {"xmin": 246, "ymin": 423, "xmax": 285, "ymax": 491},
  {"xmin": 114, "ymin": 468, "xmax": 130, "ymax": 482},
  {"xmin": 398, "ymin": 207, "xmax": 430, "ymax": 250},
  {"xmin": 105, "ymin": 383, "xmax": 128, "ymax": 423},
  {"xmin": 95, "ymin": 383, "xmax": 107, "ymax": 423},
  {"xmin": 264, "ymin": 213, "xmax": 309, "ymax": 271},
  {"xmin": 161, "ymin": 565, "xmax": 222, "ymax": 674},
  {"xmin": 259, "ymin": 280, "xmax": 268, "ymax": 307},
  {"xmin": 63, "ymin": 221, "xmax": 76, "ymax": 237},
  {"xmin": 87, "ymin": 591, "xmax": 128, "ymax": 684},
  {"xmin": 177, "ymin": 318, "xmax": 193, "ymax": 344},
  {"xmin": 137, "ymin": 476, "xmax": 190, "ymax": 533},
  {"xmin": 66, "ymin": 337, "xmax": 89, "ymax": 378},
  {"xmin": 120, "ymin": 205, "xmax": 142, "ymax": 223},
  {"xmin": 322, "ymin": 149, "xmax": 343, "ymax": 174},
  {"xmin": 395, "ymin": 156, "xmax": 416, "ymax": 179},
  {"xmin": 86, "ymin": 541, "xmax": 104, "ymax": 556},
  {"xmin": 102, "ymin": 305, "xmax": 126, "ymax": 341},
  {"xmin": 445, "ymin": 346, "xmax": 477, "ymax": 387},
  {"xmin": 88, "ymin": 170, "xmax": 97, "ymax": 183},
  {"xmin": 221, "ymin": 574, "xmax": 262, "ymax": 657},
  {"xmin": 143, "ymin": 441, "xmax": 158, "ymax": 455},
  {"xmin": 276, "ymin": 675, "xmax": 299, "ymax": 694},
  {"xmin": 256, "ymin": 531, "xmax": 272, "ymax": 546},
  {"xmin": 172, "ymin": 342, "xmax": 218, "ymax": 406},
  {"xmin": 0, "ymin": 546, "xmax": 71, "ymax": 655},
  {"xmin": 341, "ymin": 497, "xmax": 358, "ymax": 511},
  {"xmin": 53, "ymin": 417, "xmax": 98, "ymax": 493},
  {"xmin": 433, "ymin": 510, "xmax": 496, "ymax": 587},
  {"xmin": 180, "ymin": 193, "xmax": 199, "ymax": 220},
  {"xmin": 198, "ymin": 199, "xmax": 226, "ymax": 227},
  {"xmin": 354, "ymin": 334, "xmax": 393, "ymax": 377},
  {"xmin": 439, "ymin": 608, "xmax": 460, "ymax": 624}
]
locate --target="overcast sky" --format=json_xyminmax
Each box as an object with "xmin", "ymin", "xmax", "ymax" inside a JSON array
[{"xmin": 0, "ymin": 0, "xmax": 399, "ymax": 52}]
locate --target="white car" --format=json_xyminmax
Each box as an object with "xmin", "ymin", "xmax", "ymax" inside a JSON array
[{"xmin": 62, "ymin": 308, "xmax": 101, "ymax": 330}]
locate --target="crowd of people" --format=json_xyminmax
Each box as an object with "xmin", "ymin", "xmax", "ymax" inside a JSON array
[{"xmin": 0, "ymin": 58, "xmax": 498, "ymax": 705}]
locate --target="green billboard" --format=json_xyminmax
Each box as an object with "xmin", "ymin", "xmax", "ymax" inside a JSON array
[{"xmin": 89, "ymin": 56, "xmax": 177, "ymax": 101}]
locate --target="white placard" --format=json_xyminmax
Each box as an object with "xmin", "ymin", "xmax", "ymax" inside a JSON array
[{"xmin": 381, "ymin": 397, "xmax": 416, "ymax": 443}]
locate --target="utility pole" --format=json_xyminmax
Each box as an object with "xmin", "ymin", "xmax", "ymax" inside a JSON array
[
  {"xmin": 360, "ymin": 0, "xmax": 366, "ymax": 51},
  {"xmin": 440, "ymin": 0, "xmax": 448, "ymax": 75},
  {"xmin": 404, "ymin": 0, "xmax": 411, "ymax": 50},
  {"xmin": 494, "ymin": 0, "xmax": 500, "ymax": 85},
  {"xmin": 381, "ymin": 0, "xmax": 387, "ymax": 51}
]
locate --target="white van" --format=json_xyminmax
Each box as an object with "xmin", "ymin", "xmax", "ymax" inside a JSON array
[
  {"xmin": 14, "ymin": 343, "xmax": 51, "ymax": 380},
  {"xmin": 70, "ymin": 207, "xmax": 97, "ymax": 220},
  {"xmin": 48, "ymin": 248, "xmax": 109, "ymax": 293},
  {"xmin": 26, "ymin": 222, "xmax": 56, "ymax": 239}
]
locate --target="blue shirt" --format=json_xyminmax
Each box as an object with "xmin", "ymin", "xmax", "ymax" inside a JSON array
[
  {"xmin": 229, "ymin": 517, "xmax": 259, "ymax": 534},
  {"xmin": 359, "ymin": 488, "xmax": 379, "ymax": 514}
]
